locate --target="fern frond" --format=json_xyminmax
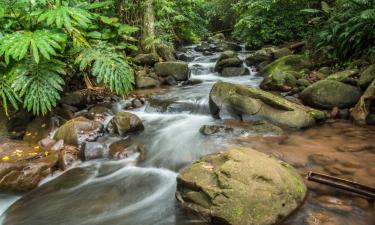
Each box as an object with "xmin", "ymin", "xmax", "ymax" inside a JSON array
[
  {"xmin": 10, "ymin": 58, "xmax": 65, "ymax": 115},
  {"xmin": 0, "ymin": 30, "xmax": 66, "ymax": 64},
  {"xmin": 75, "ymin": 42, "xmax": 134, "ymax": 95},
  {"xmin": 36, "ymin": 4, "xmax": 94, "ymax": 30},
  {"xmin": 0, "ymin": 62, "xmax": 19, "ymax": 116}
]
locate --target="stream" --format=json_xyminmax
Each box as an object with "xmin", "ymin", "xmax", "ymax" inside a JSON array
[{"xmin": 0, "ymin": 45, "xmax": 374, "ymax": 225}]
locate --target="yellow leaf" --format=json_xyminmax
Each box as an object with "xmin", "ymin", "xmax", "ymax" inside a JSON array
[
  {"xmin": 44, "ymin": 151, "xmax": 49, "ymax": 156},
  {"xmin": 28, "ymin": 152, "xmax": 38, "ymax": 156},
  {"xmin": 34, "ymin": 146, "xmax": 40, "ymax": 150},
  {"xmin": 2, "ymin": 156, "xmax": 10, "ymax": 161}
]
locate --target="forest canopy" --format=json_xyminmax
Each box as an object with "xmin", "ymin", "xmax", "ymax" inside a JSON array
[{"xmin": 0, "ymin": 0, "xmax": 374, "ymax": 115}]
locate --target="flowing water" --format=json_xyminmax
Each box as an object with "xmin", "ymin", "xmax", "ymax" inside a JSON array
[{"xmin": 0, "ymin": 46, "xmax": 374, "ymax": 225}]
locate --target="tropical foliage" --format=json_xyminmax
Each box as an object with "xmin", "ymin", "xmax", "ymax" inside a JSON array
[{"xmin": 0, "ymin": 0, "xmax": 137, "ymax": 115}]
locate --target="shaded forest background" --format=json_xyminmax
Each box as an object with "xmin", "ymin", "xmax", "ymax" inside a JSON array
[{"xmin": 0, "ymin": 0, "xmax": 374, "ymax": 115}]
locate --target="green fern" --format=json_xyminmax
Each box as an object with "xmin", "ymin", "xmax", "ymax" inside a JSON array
[
  {"xmin": 35, "ymin": 4, "xmax": 94, "ymax": 30},
  {"xmin": 0, "ymin": 63, "xmax": 19, "ymax": 116},
  {"xmin": 0, "ymin": 30, "xmax": 66, "ymax": 64},
  {"xmin": 10, "ymin": 58, "xmax": 65, "ymax": 115},
  {"xmin": 75, "ymin": 42, "xmax": 134, "ymax": 95}
]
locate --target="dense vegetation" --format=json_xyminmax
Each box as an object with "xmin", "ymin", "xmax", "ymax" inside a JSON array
[{"xmin": 0, "ymin": 0, "xmax": 374, "ymax": 115}]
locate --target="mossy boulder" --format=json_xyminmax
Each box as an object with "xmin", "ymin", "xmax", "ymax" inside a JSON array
[
  {"xmin": 215, "ymin": 51, "xmax": 242, "ymax": 73},
  {"xmin": 53, "ymin": 117, "xmax": 103, "ymax": 146},
  {"xmin": 176, "ymin": 147, "xmax": 307, "ymax": 225},
  {"xmin": 300, "ymin": 80, "xmax": 362, "ymax": 109},
  {"xmin": 208, "ymin": 33, "xmax": 225, "ymax": 44},
  {"xmin": 0, "ymin": 140, "xmax": 59, "ymax": 192},
  {"xmin": 209, "ymin": 81, "xmax": 325, "ymax": 129},
  {"xmin": 326, "ymin": 69, "xmax": 359, "ymax": 83},
  {"xmin": 351, "ymin": 79, "xmax": 375, "ymax": 125},
  {"xmin": 86, "ymin": 105, "xmax": 114, "ymax": 121},
  {"xmin": 155, "ymin": 61, "xmax": 189, "ymax": 81},
  {"xmin": 134, "ymin": 53, "xmax": 159, "ymax": 66},
  {"xmin": 259, "ymin": 55, "xmax": 312, "ymax": 77},
  {"xmin": 260, "ymin": 70, "xmax": 298, "ymax": 92},
  {"xmin": 156, "ymin": 44, "xmax": 176, "ymax": 61},
  {"xmin": 358, "ymin": 64, "xmax": 375, "ymax": 88},
  {"xmin": 107, "ymin": 112, "xmax": 144, "ymax": 136},
  {"xmin": 221, "ymin": 67, "xmax": 248, "ymax": 77},
  {"xmin": 135, "ymin": 69, "xmax": 161, "ymax": 88}
]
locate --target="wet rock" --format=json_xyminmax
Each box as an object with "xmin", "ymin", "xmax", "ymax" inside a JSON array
[
  {"xmin": 208, "ymin": 33, "xmax": 225, "ymax": 44},
  {"xmin": 107, "ymin": 112, "xmax": 144, "ymax": 136},
  {"xmin": 134, "ymin": 53, "xmax": 159, "ymax": 66},
  {"xmin": 199, "ymin": 125, "xmax": 232, "ymax": 135},
  {"xmin": 53, "ymin": 117, "xmax": 103, "ymax": 146},
  {"xmin": 162, "ymin": 75, "xmax": 178, "ymax": 86},
  {"xmin": 218, "ymin": 41, "xmax": 242, "ymax": 51},
  {"xmin": 337, "ymin": 143, "xmax": 374, "ymax": 152},
  {"xmin": 221, "ymin": 67, "xmax": 248, "ymax": 77},
  {"xmin": 195, "ymin": 42, "xmax": 210, "ymax": 52},
  {"xmin": 301, "ymin": 80, "xmax": 362, "ymax": 109},
  {"xmin": 82, "ymin": 142, "xmax": 106, "ymax": 160},
  {"xmin": 351, "ymin": 79, "xmax": 375, "ymax": 125},
  {"xmin": 178, "ymin": 53, "xmax": 194, "ymax": 62},
  {"xmin": 109, "ymin": 139, "xmax": 145, "ymax": 161},
  {"xmin": 182, "ymin": 79, "xmax": 203, "ymax": 86},
  {"xmin": 156, "ymin": 44, "xmax": 176, "ymax": 61},
  {"xmin": 86, "ymin": 105, "xmax": 114, "ymax": 121},
  {"xmin": 215, "ymin": 51, "xmax": 242, "ymax": 73},
  {"xmin": 135, "ymin": 69, "xmax": 161, "ymax": 89},
  {"xmin": 259, "ymin": 55, "xmax": 312, "ymax": 78},
  {"xmin": 58, "ymin": 145, "xmax": 79, "ymax": 170},
  {"xmin": 357, "ymin": 64, "xmax": 375, "ymax": 88},
  {"xmin": 176, "ymin": 147, "xmax": 307, "ymax": 225},
  {"xmin": 260, "ymin": 70, "xmax": 298, "ymax": 92},
  {"xmin": 209, "ymin": 81, "xmax": 325, "ymax": 129},
  {"xmin": 23, "ymin": 116, "xmax": 54, "ymax": 144},
  {"xmin": 155, "ymin": 61, "xmax": 189, "ymax": 81},
  {"xmin": 0, "ymin": 140, "xmax": 58, "ymax": 192}
]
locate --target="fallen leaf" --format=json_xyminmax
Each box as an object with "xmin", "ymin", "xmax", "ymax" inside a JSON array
[{"xmin": 2, "ymin": 156, "xmax": 10, "ymax": 161}]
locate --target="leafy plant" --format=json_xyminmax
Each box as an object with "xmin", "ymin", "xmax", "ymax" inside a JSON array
[{"xmin": 74, "ymin": 42, "xmax": 134, "ymax": 96}]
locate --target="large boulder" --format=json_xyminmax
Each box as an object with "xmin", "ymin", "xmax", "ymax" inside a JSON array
[
  {"xmin": 300, "ymin": 80, "xmax": 362, "ymax": 109},
  {"xmin": 155, "ymin": 61, "xmax": 189, "ymax": 81},
  {"xmin": 134, "ymin": 53, "xmax": 159, "ymax": 66},
  {"xmin": 135, "ymin": 69, "xmax": 161, "ymax": 88},
  {"xmin": 357, "ymin": 64, "xmax": 375, "ymax": 88},
  {"xmin": 0, "ymin": 140, "xmax": 58, "ymax": 192},
  {"xmin": 351, "ymin": 79, "xmax": 375, "ymax": 125},
  {"xmin": 176, "ymin": 147, "xmax": 307, "ymax": 225},
  {"xmin": 215, "ymin": 51, "xmax": 242, "ymax": 73},
  {"xmin": 107, "ymin": 112, "xmax": 144, "ymax": 136},
  {"xmin": 260, "ymin": 70, "xmax": 298, "ymax": 92},
  {"xmin": 156, "ymin": 44, "xmax": 176, "ymax": 61},
  {"xmin": 221, "ymin": 67, "xmax": 248, "ymax": 77},
  {"xmin": 53, "ymin": 117, "xmax": 103, "ymax": 146},
  {"xmin": 259, "ymin": 55, "xmax": 312, "ymax": 77},
  {"xmin": 245, "ymin": 46, "xmax": 292, "ymax": 68},
  {"xmin": 209, "ymin": 81, "xmax": 325, "ymax": 129}
]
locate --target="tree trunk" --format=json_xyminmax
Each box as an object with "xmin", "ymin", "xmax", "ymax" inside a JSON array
[{"xmin": 142, "ymin": 0, "xmax": 156, "ymax": 53}]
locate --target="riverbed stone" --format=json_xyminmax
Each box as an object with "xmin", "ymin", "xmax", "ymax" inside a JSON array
[
  {"xmin": 358, "ymin": 64, "xmax": 375, "ymax": 88},
  {"xmin": 260, "ymin": 70, "xmax": 298, "ymax": 92},
  {"xmin": 351, "ymin": 79, "xmax": 375, "ymax": 125},
  {"xmin": 0, "ymin": 139, "xmax": 58, "ymax": 192},
  {"xmin": 107, "ymin": 112, "xmax": 144, "ymax": 136},
  {"xmin": 221, "ymin": 67, "xmax": 248, "ymax": 77},
  {"xmin": 23, "ymin": 116, "xmax": 53, "ymax": 144},
  {"xmin": 176, "ymin": 147, "xmax": 307, "ymax": 225},
  {"xmin": 86, "ymin": 105, "xmax": 114, "ymax": 121},
  {"xmin": 326, "ymin": 69, "xmax": 359, "ymax": 83},
  {"xmin": 155, "ymin": 61, "xmax": 189, "ymax": 81},
  {"xmin": 209, "ymin": 81, "xmax": 325, "ymax": 129},
  {"xmin": 215, "ymin": 51, "xmax": 242, "ymax": 73},
  {"xmin": 156, "ymin": 44, "xmax": 176, "ymax": 61},
  {"xmin": 300, "ymin": 80, "xmax": 362, "ymax": 109},
  {"xmin": 109, "ymin": 138, "xmax": 145, "ymax": 160},
  {"xmin": 58, "ymin": 145, "xmax": 79, "ymax": 170},
  {"xmin": 134, "ymin": 53, "xmax": 159, "ymax": 66},
  {"xmin": 53, "ymin": 117, "xmax": 103, "ymax": 146}
]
